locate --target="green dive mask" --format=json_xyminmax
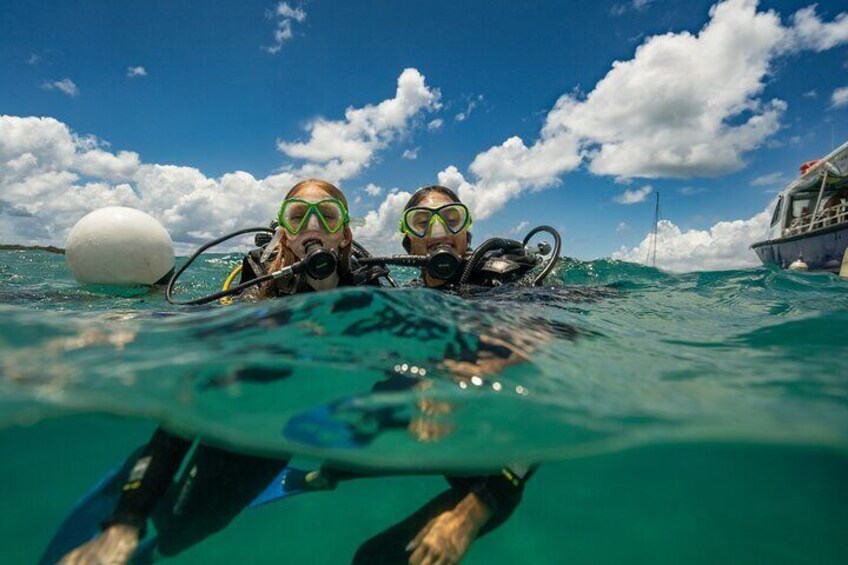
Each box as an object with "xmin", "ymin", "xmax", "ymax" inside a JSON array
[
  {"xmin": 277, "ymin": 198, "xmax": 350, "ymax": 235},
  {"xmin": 399, "ymin": 203, "xmax": 472, "ymax": 238}
]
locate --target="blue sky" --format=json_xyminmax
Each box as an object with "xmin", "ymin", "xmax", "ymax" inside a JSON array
[{"xmin": 1, "ymin": 0, "xmax": 847, "ymax": 269}]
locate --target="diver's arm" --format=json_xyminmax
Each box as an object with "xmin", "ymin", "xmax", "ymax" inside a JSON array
[
  {"xmin": 408, "ymin": 465, "xmax": 537, "ymax": 565},
  {"xmin": 408, "ymin": 491, "xmax": 493, "ymax": 565},
  {"xmin": 60, "ymin": 428, "xmax": 192, "ymax": 564},
  {"xmin": 103, "ymin": 427, "xmax": 193, "ymax": 533}
]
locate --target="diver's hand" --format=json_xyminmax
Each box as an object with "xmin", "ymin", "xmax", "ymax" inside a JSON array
[
  {"xmin": 407, "ymin": 493, "xmax": 493, "ymax": 565},
  {"xmin": 59, "ymin": 524, "xmax": 140, "ymax": 565}
]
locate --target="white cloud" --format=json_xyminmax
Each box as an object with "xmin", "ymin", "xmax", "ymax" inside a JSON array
[
  {"xmin": 612, "ymin": 208, "xmax": 771, "ymax": 271},
  {"xmin": 832, "ymin": 86, "xmax": 848, "ymax": 108},
  {"xmin": 264, "ymin": 2, "xmax": 307, "ymax": 54},
  {"xmin": 1, "ymin": 68, "xmax": 440, "ymax": 247},
  {"xmin": 616, "ymin": 222, "xmax": 630, "ymax": 233},
  {"xmin": 402, "ymin": 147, "xmax": 419, "ymax": 160},
  {"xmin": 126, "ymin": 66, "xmax": 147, "ymax": 78},
  {"xmin": 508, "ymin": 220, "xmax": 529, "ymax": 235},
  {"xmin": 803, "ymin": 89, "xmax": 817, "ymax": 98},
  {"xmin": 75, "ymin": 149, "xmax": 141, "ymax": 180},
  {"xmin": 427, "ymin": 118, "xmax": 444, "ymax": 131},
  {"xmin": 611, "ymin": 0, "xmax": 656, "ymax": 17},
  {"xmin": 278, "ymin": 68, "xmax": 440, "ymax": 183},
  {"xmin": 42, "ymin": 78, "xmax": 79, "ymax": 97},
  {"xmin": 364, "ymin": 183, "xmax": 383, "ymax": 197},
  {"xmin": 679, "ymin": 186, "xmax": 707, "ymax": 195},
  {"xmin": 750, "ymin": 171, "xmax": 788, "ymax": 186},
  {"xmin": 382, "ymin": 0, "xmax": 848, "ymax": 232},
  {"xmin": 455, "ymin": 95, "xmax": 483, "ymax": 122},
  {"xmin": 353, "ymin": 190, "xmax": 411, "ymax": 253},
  {"xmin": 613, "ymin": 185, "xmax": 653, "ymax": 204},
  {"xmin": 785, "ymin": 5, "xmax": 848, "ymax": 52},
  {"xmin": 27, "ymin": 54, "xmax": 40, "ymax": 65}
]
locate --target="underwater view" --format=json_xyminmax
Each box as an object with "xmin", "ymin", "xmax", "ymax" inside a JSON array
[{"xmin": 1, "ymin": 248, "xmax": 847, "ymax": 563}]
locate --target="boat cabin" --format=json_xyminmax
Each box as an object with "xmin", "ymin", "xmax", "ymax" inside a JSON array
[{"xmin": 765, "ymin": 141, "xmax": 848, "ymax": 241}]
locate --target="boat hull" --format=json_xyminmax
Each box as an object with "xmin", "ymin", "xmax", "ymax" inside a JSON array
[{"xmin": 752, "ymin": 223, "xmax": 848, "ymax": 272}]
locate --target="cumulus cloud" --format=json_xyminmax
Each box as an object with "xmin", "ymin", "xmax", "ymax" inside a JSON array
[
  {"xmin": 42, "ymin": 78, "xmax": 79, "ymax": 97},
  {"xmin": 278, "ymin": 68, "xmax": 440, "ymax": 183},
  {"xmin": 612, "ymin": 208, "xmax": 771, "ymax": 271},
  {"xmin": 353, "ymin": 190, "xmax": 412, "ymax": 253},
  {"xmin": 0, "ymin": 115, "xmax": 296, "ymax": 245},
  {"xmin": 832, "ymin": 86, "xmax": 848, "ymax": 108},
  {"xmin": 785, "ymin": 5, "xmax": 848, "ymax": 51},
  {"xmin": 402, "ymin": 147, "xmax": 419, "ymax": 160},
  {"xmin": 614, "ymin": 185, "xmax": 653, "ymax": 204},
  {"xmin": 364, "ymin": 183, "xmax": 383, "ymax": 197},
  {"xmin": 427, "ymin": 118, "xmax": 444, "ymax": 131},
  {"xmin": 126, "ymin": 66, "xmax": 147, "ymax": 78},
  {"xmin": 1, "ymin": 68, "xmax": 441, "ymax": 247},
  {"xmin": 264, "ymin": 2, "xmax": 307, "ymax": 54},
  {"xmin": 364, "ymin": 0, "xmax": 847, "ymax": 237},
  {"xmin": 27, "ymin": 54, "xmax": 41, "ymax": 65}
]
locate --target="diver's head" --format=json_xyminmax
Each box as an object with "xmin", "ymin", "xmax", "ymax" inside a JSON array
[
  {"xmin": 278, "ymin": 179, "xmax": 352, "ymax": 262},
  {"xmin": 401, "ymin": 185, "xmax": 472, "ymax": 257}
]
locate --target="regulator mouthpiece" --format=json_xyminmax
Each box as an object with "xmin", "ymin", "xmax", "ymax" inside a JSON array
[
  {"xmin": 303, "ymin": 240, "xmax": 337, "ymax": 280},
  {"xmin": 427, "ymin": 246, "xmax": 462, "ymax": 280}
]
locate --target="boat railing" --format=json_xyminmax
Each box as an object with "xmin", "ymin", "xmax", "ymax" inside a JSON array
[{"xmin": 783, "ymin": 203, "xmax": 848, "ymax": 236}]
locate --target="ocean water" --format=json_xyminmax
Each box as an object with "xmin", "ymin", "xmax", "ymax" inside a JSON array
[{"xmin": 1, "ymin": 249, "xmax": 847, "ymax": 563}]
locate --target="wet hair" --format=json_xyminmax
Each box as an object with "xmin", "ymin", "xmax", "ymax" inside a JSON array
[
  {"xmin": 259, "ymin": 179, "xmax": 353, "ymax": 297},
  {"xmin": 401, "ymin": 185, "xmax": 471, "ymax": 252}
]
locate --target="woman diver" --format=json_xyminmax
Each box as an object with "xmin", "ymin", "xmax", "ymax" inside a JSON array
[
  {"xmin": 59, "ymin": 178, "xmax": 384, "ymax": 564},
  {"xmin": 299, "ymin": 185, "xmax": 539, "ymax": 565}
]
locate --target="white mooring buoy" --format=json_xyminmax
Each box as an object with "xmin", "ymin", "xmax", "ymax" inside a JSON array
[{"xmin": 65, "ymin": 207, "xmax": 174, "ymax": 285}]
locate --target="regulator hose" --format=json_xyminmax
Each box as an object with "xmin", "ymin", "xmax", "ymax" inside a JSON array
[{"xmin": 522, "ymin": 225, "xmax": 562, "ymax": 286}]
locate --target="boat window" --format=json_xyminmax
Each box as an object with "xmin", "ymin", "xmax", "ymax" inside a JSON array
[
  {"xmin": 770, "ymin": 197, "xmax": 782, "ymax": 227},
  {"xmin": 783, "ymin": 193, "xmax": 816, "ymax": 235}
]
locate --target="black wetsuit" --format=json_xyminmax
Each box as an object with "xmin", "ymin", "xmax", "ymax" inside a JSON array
[
  {"xmin": 102, "ymin": 254, "xmax": 387, "ymax": 556},
  {"xmin": 348, "ymin": 253, "xmax": 540, "ymax": 564}
]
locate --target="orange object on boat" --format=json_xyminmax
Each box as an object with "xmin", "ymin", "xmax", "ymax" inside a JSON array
[{"xmin": 800, "ymin": 159, "xmax": 821, "ymax": 175}]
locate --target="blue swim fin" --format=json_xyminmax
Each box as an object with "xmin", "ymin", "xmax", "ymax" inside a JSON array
[{"xmin": 40, "ymin": 450, "xmax": 314, "ymax": 564}]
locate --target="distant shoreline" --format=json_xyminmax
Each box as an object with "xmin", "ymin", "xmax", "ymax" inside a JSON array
[{"xmin": 0, "ymin": 244, "xmax": 65, "ymax": 255}]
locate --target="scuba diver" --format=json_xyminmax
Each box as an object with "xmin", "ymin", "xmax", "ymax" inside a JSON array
[
  {"xmin": 58, "ymin": 178, "xmax": 387, "ymax": 564},
  {"xmin": 299, "ymin": 185, "xmax": 550, "ymax": 565}
]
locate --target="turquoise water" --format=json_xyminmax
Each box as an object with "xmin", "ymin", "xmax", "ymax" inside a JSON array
[{"xmin": 1, "ymin": 249, "xmax": 847, "ymax": 563}]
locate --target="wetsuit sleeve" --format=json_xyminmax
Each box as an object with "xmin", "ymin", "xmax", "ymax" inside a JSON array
[
  {"xmin": 448, "ymin": 464, "xmax": 538, "ymax": 533},
  {"xmin": 101, "ymin": 428, "xmax": 192, "ymax": 535}
]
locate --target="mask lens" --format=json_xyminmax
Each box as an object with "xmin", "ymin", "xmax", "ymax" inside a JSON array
[
  {"xmin": 283, "ymin": 201, "xmax": 309, "ymax": 233},
  {"xmin": 440, "ymin": 205, "xmax": 467, "ymax": 233},
  {"xmin": 317, "ymin": 200, "xmax": 344, "ymax": 231},
  {"xmin": 406, "ymin": 209, "xmax": 433, "ymax": 237}
]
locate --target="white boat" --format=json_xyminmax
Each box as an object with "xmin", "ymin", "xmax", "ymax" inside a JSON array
[{"xmin": 751, "ymin": 140, "xmax": 848, "ymax": 272}]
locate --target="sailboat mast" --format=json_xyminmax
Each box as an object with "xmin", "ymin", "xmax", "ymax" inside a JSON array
[{"xmin": 651, "ymin": 192, "xmax": 660, "ymax": 266}]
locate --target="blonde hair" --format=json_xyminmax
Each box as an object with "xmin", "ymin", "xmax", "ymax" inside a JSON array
[{"xmin": 258, "ymin": 179, "xmax": 353, "ymax": 298}]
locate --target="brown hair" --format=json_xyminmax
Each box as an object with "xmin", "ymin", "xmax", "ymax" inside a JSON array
[
  {"xmin": 258, "ymin": 178, "xmax": 353, "ymax": 297},
  {"xmin": 401, "ymin": 185, "xmax": 469, "ymax": 252}
]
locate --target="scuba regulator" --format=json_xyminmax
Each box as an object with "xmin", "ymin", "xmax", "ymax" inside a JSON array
[
  {"xmin": 166, "ymin": 227, "xmax": 341, "ymax": 306},
  {"xmin": 357, "ymin": 225, "xmax": 562, "ymax": 287}
]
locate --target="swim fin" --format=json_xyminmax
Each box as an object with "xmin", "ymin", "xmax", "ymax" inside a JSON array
[{"xmin": 39, "ymin": 450, "xmax": 313, "ymax": 564}]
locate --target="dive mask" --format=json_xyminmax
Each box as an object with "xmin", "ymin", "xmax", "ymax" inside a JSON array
[
  {"xmin": 278, "ymin": 198, "xmax": 350, "ymax": 235},
  {"xmin": 400, "ymin": 203, "xmax": 471, "ymax": 238}
]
